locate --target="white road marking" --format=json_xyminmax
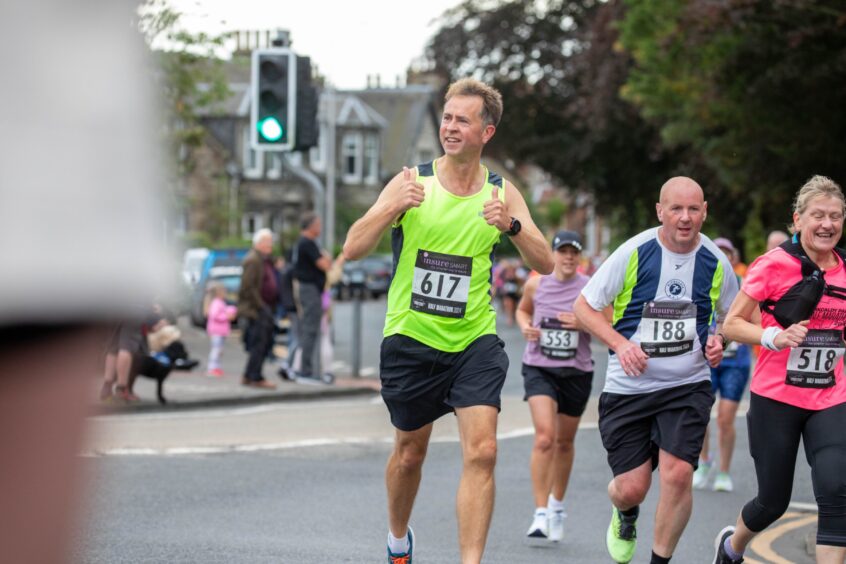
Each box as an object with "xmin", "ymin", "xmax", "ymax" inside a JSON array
[
  {"xmin": 85, "ymin": 419, "xmax": 598, "ymax": 457},
  {"xmin": 89, "ymin": 397, "xmax": 379, "ymax": 422}
]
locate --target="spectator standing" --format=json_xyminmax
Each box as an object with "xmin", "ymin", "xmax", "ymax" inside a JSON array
[
  {"xmin": 205, "ymin": 283, "xmax": 236, "ymax": 377},
  {"xmin": 237, "ymin": 228, "xmax": 278, "ymax": 389},
  {"xmin": 277, "ymin": 253, "xmax": 298, "ymax": 380},
  {"xmin": 292, "ymin": 212, "xmax": 332, "ymax": 383}
]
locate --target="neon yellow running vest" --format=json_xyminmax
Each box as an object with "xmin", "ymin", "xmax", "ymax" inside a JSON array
[{"xmin": 384, "ymin": 160, "xmax": 505, "ymax": 352}]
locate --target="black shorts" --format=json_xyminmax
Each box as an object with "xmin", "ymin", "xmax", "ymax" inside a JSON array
[
  {"xmin": 380, "ymin": 333, "xmax": 509, "ymax": 432},
  {"xmin": 521, "ymin": 364, "xmax": 593, "ymax": 417},
  {"xmin": 598, "ymin": 381, "xmax": 714, "ymax": 476}
]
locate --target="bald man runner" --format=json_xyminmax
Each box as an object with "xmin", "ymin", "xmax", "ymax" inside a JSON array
[
  {"xmin": 344, "ymin": 78, "xmax": 552, "ymax": 564},
  {"xmin": 574, "ymin": 177, "xmax": 739, "ymax": 564}
]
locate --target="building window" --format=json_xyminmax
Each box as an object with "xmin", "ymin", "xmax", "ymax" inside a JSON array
[
  {"xmin": 341, "ymin": 132, "xmax": 362, "ymax": 183},
  {"xmin": 242, "ymin": 126, "xmax": 264, "ymax": 179},
  {"xmin": 242, "ymin": 212, "xmax": 262, "ymax": 239},
  {"xmin": 363, "ymin": 134, "xmax": 379, "ymax": 185}
]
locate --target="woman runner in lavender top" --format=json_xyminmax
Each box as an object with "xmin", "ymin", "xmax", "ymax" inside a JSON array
[{"xmin": 517, "ymin": 230, "xmax": 593, "ymax": 544}]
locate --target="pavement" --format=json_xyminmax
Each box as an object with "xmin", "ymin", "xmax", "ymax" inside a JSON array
[{"xmin": 94, "ymin": 315, "xmax": 381, "ymax": 414}]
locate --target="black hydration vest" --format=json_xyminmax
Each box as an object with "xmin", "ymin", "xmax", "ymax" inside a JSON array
[{"xmin": 760, "ymin": 237, "xmax": 846, "ymax": 328}]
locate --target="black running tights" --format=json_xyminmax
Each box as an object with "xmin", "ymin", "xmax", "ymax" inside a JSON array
[{"xmin": 742, "ymin": 393, "xmax": 846, "ymax": 547}]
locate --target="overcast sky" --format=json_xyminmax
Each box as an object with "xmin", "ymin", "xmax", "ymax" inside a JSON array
[{"xmin": 169, "ymin": 0, "xmax": 462, "ymax": 89}]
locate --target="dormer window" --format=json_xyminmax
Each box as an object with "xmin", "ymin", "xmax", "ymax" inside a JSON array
[
  {"xmin": 342, "ymin": 132, "xmax": 363, "ymax": 184},
  {"xmin": 364, "ymin": 134, "xmax": 379, "ymax": 185}
]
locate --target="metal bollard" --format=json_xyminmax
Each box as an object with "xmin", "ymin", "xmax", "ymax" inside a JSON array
[{"xmin": 349, "ymin": 268, "xmax": 366, "ymax": 378}]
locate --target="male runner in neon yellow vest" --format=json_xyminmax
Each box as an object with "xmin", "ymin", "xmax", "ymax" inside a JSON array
[{"xmin": 344, "ymin": 78, "xmax": 553, "ymax": 564}]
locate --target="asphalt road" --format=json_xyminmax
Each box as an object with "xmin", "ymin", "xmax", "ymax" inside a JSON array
[
  {"xmin": 79, "ymin": 298, "xmax": 819, "ymax": 563},
  {"xmin": 80, "ymin": 397, "xmax": 818, "ymax": 563}
]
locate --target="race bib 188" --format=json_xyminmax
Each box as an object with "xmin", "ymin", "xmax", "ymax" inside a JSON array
[
  {"xmin": 785, "ymin": 329, "xmax": 843, "ymax": 389},
  {"xmin": 640, "ymin": 301, "xmax": 697, "ymax": 357},
  {"xmin": 539, "ymin": 317, "xmax": 579, "ymax": 360},
  {"xmin": 410, "ymin": 249, "xmax": 472, "ymax": 318}
]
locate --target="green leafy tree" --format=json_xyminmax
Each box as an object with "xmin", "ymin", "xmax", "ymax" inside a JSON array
[
  {"xmin": 619, "ymin": 0, "xmax": 846, "ymax": 251},
  {"xmin": 137, "ymin": 0, "xmax": 232, "ymax": 245},
  {"xmin": 423, "ymin": 0, "xmax": 685, "ymax": 238}
]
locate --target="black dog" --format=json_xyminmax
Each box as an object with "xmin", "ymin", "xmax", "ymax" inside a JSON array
[{"xmin": 131, "ymin": 341, "xmax": 198, "ymax": 404}]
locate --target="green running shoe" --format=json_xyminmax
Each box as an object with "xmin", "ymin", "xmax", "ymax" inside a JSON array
[{"xmin": 606, "ymin": 506, "xmax": 637, "ymax": 563}]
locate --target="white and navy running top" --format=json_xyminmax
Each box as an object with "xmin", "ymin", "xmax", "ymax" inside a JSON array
[{"xmin": 581, "ymin": 227, "xmax": 738, "ymax": 395}]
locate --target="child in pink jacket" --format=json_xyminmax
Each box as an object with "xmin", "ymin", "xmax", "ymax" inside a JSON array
[{"xmin": 206, "ymin": 283, "xmax": 237, "ymax": 377}]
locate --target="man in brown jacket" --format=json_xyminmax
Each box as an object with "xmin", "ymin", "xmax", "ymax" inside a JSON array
[{"xmin": 237, "ymin": 228, "xmax": 278, "ymax": 388}]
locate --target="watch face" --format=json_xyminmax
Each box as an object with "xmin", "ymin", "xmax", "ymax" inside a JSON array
[{"xmin": 509, "ymin": 218, "xmax": 521, "ymax": 236}]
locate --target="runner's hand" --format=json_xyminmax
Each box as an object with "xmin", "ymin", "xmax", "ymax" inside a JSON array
[
  {"xmin": 774, "ymin": 320, "xmax": 810, "ymax": 349},
  {"xmin": 614, "ymin": 340, "xmax": 649, "ymax": 377},
  {"xmin": 557, "ymin": 312, "xmax": 579, "ymax": 330},
  {"xmin": 705, "ymin": 334, "xmax": 723, "ymax": 368},
  {"xmin": 521, "ymin": 324, "xmax": 540, "ymax": 342},
  {"xmin": 390, "ymin": 167, "xmax": 425, "ymax": 215},
  {"xmin": 483, "ymin": 184, "xmax": 510, "ymax": 232}
]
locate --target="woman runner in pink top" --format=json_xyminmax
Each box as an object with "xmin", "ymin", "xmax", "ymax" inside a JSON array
[
  {"xmin": 517, "ymin": 230, "xmax": 593, "ymax": 544},
  {"xmin": 713, "ymin": 176, "xmax": 846, "ymax": 564}
]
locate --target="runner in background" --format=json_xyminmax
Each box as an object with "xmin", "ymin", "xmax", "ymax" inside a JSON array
[
  {"xmin": 517, "ymin": 231, "xmax": 593, "ymax": 544},
  {"xmin": 692, "ymin": 237, "xmax": 752, "ymax": 493}
]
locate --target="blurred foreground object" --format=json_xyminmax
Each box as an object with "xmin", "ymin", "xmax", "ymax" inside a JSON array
[{"xmin": 0, "ymin": 2, "xmax": 169, "ymax": 563}]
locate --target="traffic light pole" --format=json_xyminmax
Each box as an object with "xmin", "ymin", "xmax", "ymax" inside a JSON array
[{"xmin": 325, "ymin": 85, "xmax": 336, "ymax": 256}]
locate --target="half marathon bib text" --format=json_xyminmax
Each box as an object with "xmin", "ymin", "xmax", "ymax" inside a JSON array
[
  {"xmin": 410, "ymin": 250, "xmax": 472, "ymax": 318},
  {"xmin": 640, "ymin": 301, "xmax": 697, "ymax": 357},
  {"xmin": 539, "ymin": 317, "xmax": 579, "ymax": 360},
  {"xmin": 786, "ymin": 329, "xmax": 843, "ymax": 389}
]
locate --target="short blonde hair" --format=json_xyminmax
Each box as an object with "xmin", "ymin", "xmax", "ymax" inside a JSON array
[
  {"xmin": 790, "ymin": 175, "xmax": 845, "ymax": 233},
  {"xmin": 793, "ymin": 175, "xmax": 845, "ymax": 215},
  {"xmin": 445, "ymin": 78, "xmax": 503, "ymax": 127}
]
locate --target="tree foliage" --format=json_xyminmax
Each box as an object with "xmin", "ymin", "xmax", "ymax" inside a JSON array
[
  {"xmin": 423, "ymin": 0, "xmax": 683, "ymax": 236},
  {"xmin": 137, "ymin": 0, "xmax": 230, "ymax": 174},
  {"xmin": 423, "ymin": 0, "xmax": 846, "ymax": 252},
  {"xmin": 619, "ymin": 0, "xmax": 846, "ymax": 251}
]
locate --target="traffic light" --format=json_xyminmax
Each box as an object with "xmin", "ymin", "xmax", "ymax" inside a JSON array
[
  {"xmin": 251, "ymin": 48, "xmax": 296, "ymax": 151},
  {"xmin": 294, "ymin": 55, "xmax": 319, "ymax": 151}
]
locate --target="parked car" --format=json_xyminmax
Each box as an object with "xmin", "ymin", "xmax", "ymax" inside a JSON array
[
  {"xmin": 176, "ymin": 248, "xmax": 209, "ymax": 317},
  {"xmin": 182, "ymin": 247, "xmax": 210, "ymax": 287},
  {"xmin": 189, "ymin": 248, "xmax": 248, "ymax": 327},
  {"xmin": 335, "ymin": 254, "xmax": 393, "ymax": 300}
]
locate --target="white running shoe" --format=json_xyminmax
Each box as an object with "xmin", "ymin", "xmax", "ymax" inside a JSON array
[
  {"xmin": 526, "ymin": 510, "xmax": 549, "ymax": 541},
  {"xmin": 548, "ymin": 509, "xmax": 566, "ymax": 541},
  {"xmin": 692, "ymin": 461, "xmax": 712, "ymax": 490},
  {"xmin": 713, "ymin": 472, "xmax": 734, "ymax": 492}
]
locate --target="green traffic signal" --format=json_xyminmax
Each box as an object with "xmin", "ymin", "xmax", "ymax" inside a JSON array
[{"xmin": 258, "ymin": 117, "xmax": 284, "ymax": 142}]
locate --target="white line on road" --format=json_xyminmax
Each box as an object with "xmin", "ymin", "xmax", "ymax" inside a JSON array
[
  {"xmin": 83, "ymin": 420, "xmax": 597, "ymax": 457},
  {"xmin": 89, "ymin": 397, "xmax": 381, "ymax": 422}
]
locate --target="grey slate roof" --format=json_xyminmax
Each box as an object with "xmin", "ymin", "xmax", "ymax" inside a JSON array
[{"xmin": 353, "ymin": 85, "xmax": 439, "ymax": 174}]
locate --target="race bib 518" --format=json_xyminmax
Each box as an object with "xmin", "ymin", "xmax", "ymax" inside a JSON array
[{"xmin": 786, "ymin": 329, "xmax": 843, "ymax": 389}]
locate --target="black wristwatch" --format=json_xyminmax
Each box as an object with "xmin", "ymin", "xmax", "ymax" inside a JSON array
[
  {"xmin": 717, "ymin": 332, "xmax": 730, "ymax": 350},
  {"xmin": 506, "ymin": 217, "xmax": 522, "ymax": 237}
]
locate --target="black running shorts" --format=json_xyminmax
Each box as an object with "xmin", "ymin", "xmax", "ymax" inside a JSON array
[
  {"xmin": 521, "ymin": 364, "xmax": 593, "ymax": 417},
  {"xmin": 380, "ymin": 333, "xmax": 509, "ymax": 432},
  {"xmin": 598, "ymin": 380, "xmax": 714, "ymax": 476}
]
